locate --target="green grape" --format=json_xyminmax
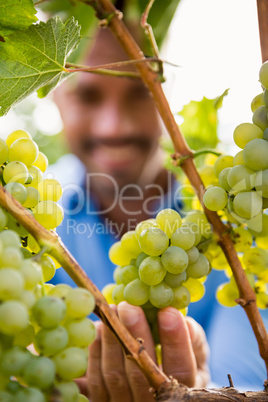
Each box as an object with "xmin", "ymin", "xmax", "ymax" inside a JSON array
[
  {"xmin": 9, "ymin": 139, "xmax": 38, "ymax": 166},
  {"xmin": 183, "ymin": 211, "xmax": 211, "ymax": 239},
  {"xmin": 23, "ymin": 356, "xmax": 56, "ymax": 390},
  {"xmin": 0, "ymin": 300, "xmax": 28, "ymax": 335},
  {"xmin": 184, "ymin": 277, "xmax": 205, "ymax": 302},
  {"xmin": 138, "ymin": 227, "xmax": 169, "ymax": 256},
  {"xmin": 170, "ymin": 226, "xmax": 195, "ymax": 250},
  {"xmin": 264, "ymin": 89, "xmax": 268, "ymax": 107},
  {"xmin": 13, "ymin": 324, "xmax": 35, "ymax": 347},
  {"xmin": 15, "ymin": 387, "xmax": 45, "ymax": 402},
  {"xmin": 26, "ymin": 166, "xmax": 43, "ymax": 188},
  {"xmin": 255, "ymin": 169, "xmax": 268, "ymax": 198},
  {"xmin": 0, "ymin": 229, "xmax": 20, "ymax": 248},
  {"xmin": 203, "ymin": 186, "xmax": 228, "ymax": 211},
  {"xmin": 171, "ymin": 285, "xmax": 190, "ymax": 309},
  {"xmin": 112, "ymin": 283, "xmax": 125, "ymax": 304},
  {"xmin": 0, "ymin": 391, "xmax": 13, "ymax": 401},
  {"xmin": 214, "ymin": 155, "xmax": 234, "ymax": 176},
  {"xmin": 120, "ymin": 230, "xmax": 142, "ymax": 256},
  {"xmin": 55, "ymin": 381, "xmax": 80, "ymax": 402},
  {"xmin": 0, "ymin": 208, "xmax": 7, "ymax": 231},
  {"xmin": 40, "ymin": 255, "xmax": 56, "ymax": 282},
  {"xmin": 256, "ymin": 292, "xmax": 268, "ymax": 309},
  {"xmin": 135, "ymin": 252, "xmax": 149, "ymax": 267},
  {"xmin": 53, "ymin": 347, "xmax": 88, "ymax": 380},
  {"xmin": 1, "ymin": 346, "xmax": 31, "ymax": 376},
  {"xmin": 218, "ymin": 168, "xmax": 232, "ymax": 191},
  {"xmin": 233, "ymin": 191, "xmax": 262, "ymax": 220},
  {"xmin": 124, "ymin": 279, "xmax": 149, "ymax": 305},
  {"xmin": 32, "ymin": 151, "xmax": 48, "ymax": 173},
  {"xmin": 0, "ymin": 268, "xmax": 24, "ymax": 300},
  {"xmin": 139, "ymin": 256, "xmax": 166, "ymax": 285},
  {"xmin": 164, "ymin": 270, "xmax": 187, "ymax": 288},
  {"xmin": 33, "ymin": 296, "xmax": 66, "ymax": 328},
  {"xmin": 216, "ymin": 282, "xmax": 239, "ymax": 307},
  {"xmin": 249, "ymin": 213, "xmax": 268, "ymax": 237},
  {"xmin": 161, "ymin": 246, "xmax": 188, "ymax": 274},
  {"xmin": 252, "ymin": 105, "xmax": 268, "ymax": 131},
  {"xmin": 0, "ymin": 247, "xmax": 23, "ymax": 268},
  {"xmin": 149, "ymin": 282, "xmax": 174, "ymax": 308},
  {"xmin": 20, "ymin": 260, "xmax": 42, "ymax": 290},
  {"xmin": 3, "ymin": 161, "xmax": 28, "ymax": 184},
  {"xmin": 232, "ymin": 227, "xmax": 253, "ymax": 252},
  {"xmin": 233, "ymin": 122, "xmax": 263, "ymax": 149},
  {"xmin": 79, "ymin": 394, "xmax": 90, "ymax": 402},
  {"xmin": 227, "ymin": 165, "xmax": 256, "ymax": 193},
  {"xmin": 33, "ymin": 200, "xmax": 64, "ymax": 230},
  {"xmin": 4, "ymin": 182, "xmax": 27, "ymax": 204},
  {"xmin": 65, "ymin": 288, "xmax": 95, "ymax": 319},
  {"xmin": 186, "ymin": 254, "xmax": 210, "ymax": 279},
  {"xmin": 199, "ymin": 164, "xmax": 218, "ymax": 187},
  {"xmin": 6, "ymin": 213, "xmax": 28, "ymax": 237},
  {"xmin": 48, "ymin": 284, "xmax": 71, "ymax": 300},
  {"xmin": 0, "ymin": 139, "xmax": 8, "ymax": 164},
  {"xmin": 155, "ymin": 208, "xmax": 182, "ymax": 238},
  {"xmin": 19, "ymin": 290, "xmax": 36, "ymax": 309},
  {"xmin": 102, "ymin": 283, "xmax": 117, "ymax": 303},
  {"xmin": 112, "ymin": 266, "xmax": 122, "ymax": 284},
  {"xmin": 6, "ymin": 129, "xmax": 31, "ymax": 147},
  {"xmin": 232, "ymin": 151, "xmax": 245, "ymax": 166},
  {"xmin": 186, "ymin": 246, "xmax": 200, "ymax": 264},
  {"xmin": 38, "ymin": 179, "xmax": 62, "ymax": 202},
  {"xmin": 119, "ymin": 264, "xmax": 139, "ymax": 285},
  {"xmin": 251, "ymin": 92, "xmax": 265, "ymax": 112},
  {"xmin": 35, "ymin": 326, "xmax": 69, "ymax": 356},
  {"xmin": 243, "ymin": 139, "xmax": 268, "ymax": 171},
  {"xmin": 65, "ymin": 318, "xmax": 96, "ymax": 348},
  {"xmin": 135, "ymin": 219, "xmax": 160, "ymax": 237},
  {"xmin": 109, "ymin": 241, "xmax": 134, "ymax": 266},
  {"xmin": 23, "ymin": 186, "xmax": 40, "ymax": 208},
  {"xmin": 243, "ymin": 247, "xmax": 268, "ymax": 274}
]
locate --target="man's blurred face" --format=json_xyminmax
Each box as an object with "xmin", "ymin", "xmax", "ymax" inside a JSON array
[{"xmin": 55, "ymin": 30, "xmax": 163, "ymax": 189}]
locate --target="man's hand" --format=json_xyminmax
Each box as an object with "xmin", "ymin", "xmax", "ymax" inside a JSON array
[{"xmin": 83, "ymin": 302, "xmax": 210, "ymax": 401}]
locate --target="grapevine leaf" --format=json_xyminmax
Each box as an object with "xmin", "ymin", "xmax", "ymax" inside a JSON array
[
  {"xmin": 0, "ymin": 0, "xmax": 38, "ymax": 37},
  {"xmin": 0, "ymin": 17, "xmax": 81, "ymax": 116}
]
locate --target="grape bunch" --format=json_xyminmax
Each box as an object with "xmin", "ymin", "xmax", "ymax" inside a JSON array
[
  {"xmin": 104, "ymin": 209, "xmax": 211, "ymax": 342},
  {"xmin": 0, "ymin": 129, "xmax": 63, "ymax": 232},
  {"xmin": 0, "ymin": 130, "xmax": 96, "ymax": 401}
]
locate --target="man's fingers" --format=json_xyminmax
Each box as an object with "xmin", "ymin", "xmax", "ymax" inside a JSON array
[
  {"xmin": 118, "ymin": 302, "xmax": 156, "ymax": 402},
  {"xmin": 158, "ymin": 307, "xmax": 197, "ymax": 387},
  {"xmin": 101, "ymin": 306, "xmax": 132, "ymax": 402},
  {"xmin": 87, "ymin": 322, "xmax": 109, "ymax": 402}
]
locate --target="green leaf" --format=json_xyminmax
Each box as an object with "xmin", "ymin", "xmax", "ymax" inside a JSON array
[
  {"xmin": 0, "ymin": 17, "xmax": 81, "ymax": 116},
  {"xmin": 0, "ymin": 0, "xmax": 38, "ymax": 37}
]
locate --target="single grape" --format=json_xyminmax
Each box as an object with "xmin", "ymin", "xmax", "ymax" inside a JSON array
[
  {"xmin": 149, "ymin": 282, "xmax": 174, "ymax": 308},
  {"xmin": 33, "ymin": 200, "xmax": 64, "ymax": 230},
  {"xmin": 109, "ymin": 241, "xmax": 134, "ymax": 266},
  {"xmin": 121, "ymin": 230, "xmax": 142, "ymax": 256},
  {"xmin": 0, "ymin": 300, "xmax": 28, "ymax": 335},
  {"xmin": 0, "ymin": 268, "xmax": 24, "ymax": 300},
  {"xmin": 135, "ymin": 252, "xmax": 149, "ymax": 267},
  {"xmin": 216, "ymin": 282, "xmax": 239, "ymax": 307},
  {"xmin": 19, "ymin": 290, "xmax": 36, "ymax": 310},
  {"xmin": 20, "ymin": 260, "xmax": 43, "ymax": 290},
  {"xmin": 184, "ymin": 277, "xmax": 205, "ymax": 302},
  {"xmin": 15, "ymin": 387, "xmax": 45, "ymax": 402},
  {"xmin": 0, "ymin": 246, "xmax": 23, "ymax": 268},
  {"xmin": 249, "ymin": 213, "xmax": 268, "ymax": 237},
  {"xmin": 186, "ymin": 246, "xmax": 200, "ymax": 264},
  {"xmin": 243, "ymin": 139, "xmax": 268, "ymax": 171},
  {"xmin": 252, "ymin": 105, "xmax": 268, "ymax": 131},
  {"xmin": 102, "ymin": 283, "xmax": 117, "ymax": 303},
  {"xmin": 155, "ymin": 208, "xmax": 182, "ymax": 238},
  {"xmin": 6, "ymin": 213, "xmax": 28, "ymax": 237},
  {"xmin": 0, "ymin": 138, "xmax": 8, "ymax": 164},
  {"xmin": 65, "ymin": 318, "xmax": 96, "ymax": 348},
  {"xmin": 119, "ymin": 264, "xmax": 139, "ymax": 285},
  {"xmin": 183, "ymin": 211, "xmax": 211, "ymax": 239},
  {"xmin": 55, "ymin": 381, "xmax": 80, "ymax": 402},
  {"xmin": 255, "ymin": 169, "xmax": 268, "ymax": 198},
  {"xmin": 218, "ymin": 168, "xmax": 232, "ymax": 191},
  {"xmin": 138, "ymin": 227, "xmax": 169, "ymax": 256},
  {"xmin": 251, "ymin": 92, "xmax": 265, "ymax": 112},
  {"xmin": 1, "ymin": 346, "xmax": 31, "ymax": 376},
  {"xmin": 124, "ymin": 279, "xmax": 149, "ymax": 306},
  {"xmin": 161, "ymin": 246, "xmax": 188, "ymax": 274},
  {"xmin": 65, "ymin": 288, "xmax": 95, "ymax": 319},
  {"xmin": 53, "ymin": 347, "xmax": 88, "ymax": 380},
  {"xmin": 48, "ymin": 284, "xmax": 71, "ymax": 300},
  {"xmin": 135, "ymin": 219, "xmax": 160, "ymax": 237},
  {"xmin": 33, "ymin": 296, "xmax": 66, "ymax": 328},
  {"xmin": 3, "ymin": 161, "xmax": 28, "ymax": 184},
  {"xmin": 5, "ymin": 129, "xmax": 31, "ymax": 147},
  {"xmin": 243, "ymin": 247, "xmax": 268, "ymax": 274},
  {"xmin": 4, "ymin": 182, "xmax": 27, "ymax": 205},
  {"xmin": 164, "ymin": 271, "xmax": 187, "ymax": 288},
  {"xmin": 139, "ymin": 256, "xmax": 166, "ymax": 285},
  {"xmin": 32, "ymin": 151, "xmax": 48, "ymax": 172},
  {"xmin": 203, "ymin": 186, "xmax": 228, "ymax": 211},
  {"xmin": 186, "ymin": 254, "xmax": 210, "ymax": 279},
  {"xmin": 23, "ymin": 186, "xmax": 40, "ymax": 208},
  {"xmin": 9, "ymin": 138, "xmax": 38, "ymax": 166},
  {"xmin": 171, "ymin": 285, "xmax": 191, "ymax": 309},
  {"xmin": 171, "ymin": 226, "xmax": 196, "ymax": 250},
  {"xmin": 227, "ymin": 165, "xmax": 256, "ymax": 193},
  {"xmin": 23, "ymin": 356, "xmax": 56, "ymax": 390},
  {"xmin": 233, "ymin": 151, "xmax": 245, "ymax": 166},
  {"xmin": 199, "ymin": 164, "xmax": 218, "ymax": 187},
  {"xmin": 233, "ymin": 191, "xmax": 262, "ymax": 220},
  {"xmin": 13, "ymin": 324, "xmax": 35, "ymax": 348},
  {"xmin": 233, "ymin": 122, "xmax": 263, "ymax": 149},
  {"xmin": 26, "ymin": 166, "xmax": 43, "ymax": 188},
  {"xmin": 38, "ymin": 179, "xmax": 62, "ymax": 202},
  {"xmin": 35, "ymin": 326, "xmax": 69, "ymax": 356},
  {"xmin": 0, "ymin": 391, "xmax": 13, "ymax": 402},
  {"xmin": 112, "ymin": 283, "xmax": 125, "ymax": 304},
  {"xmin": 214, "ymin": 155, "xmax": 234, "ymax": 176}
]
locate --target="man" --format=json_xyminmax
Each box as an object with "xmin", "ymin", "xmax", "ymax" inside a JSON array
[{"xmin": 51, "ymin": 25, "xmax": 267, "ymax": 398}]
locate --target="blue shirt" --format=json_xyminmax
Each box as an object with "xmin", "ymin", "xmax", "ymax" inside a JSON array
[{"xmin": 50, "ymin": 154, "xmax": 268, "ymax": 390}]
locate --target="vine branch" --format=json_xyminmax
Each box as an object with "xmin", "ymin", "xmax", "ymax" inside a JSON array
[{"xmin": 87, "ymin": 0, "xmax": 268, "ymax": 382}]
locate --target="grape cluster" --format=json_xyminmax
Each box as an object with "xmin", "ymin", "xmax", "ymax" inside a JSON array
[
  {"xmin": 104, "ymin": 209, "xmax": 211, "ymax": 341},
  {"xmin": 0, "ymin": 131, "xmax": 96, "ymax": 401},
  {"xmin": 0, "ymin": 129, "xmax": 63, "ymax": 231}
]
